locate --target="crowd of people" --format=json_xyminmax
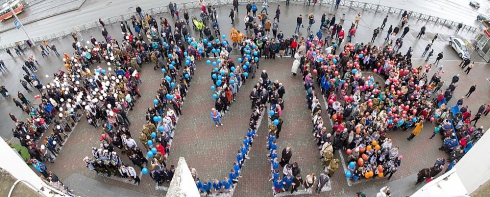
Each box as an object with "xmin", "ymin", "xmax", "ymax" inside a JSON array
[{"xmin": 1, "ymin": 0, "xmax": 487, "ymax": 195}]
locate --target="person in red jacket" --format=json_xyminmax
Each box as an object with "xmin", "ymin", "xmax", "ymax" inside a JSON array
[
  {"xmin": 348, "ymin": 27, "xmax": 356, "ymax": 42},
  {"xmin": 290, "ymin": 39, "xmax": 298, "ymax": 57},
  {"xmin": 338, "ymin": 29, "xmax": 345, "ymax": 45},
  {"xmin": 156, "ymin": 142, "xmax": 166, "ymax": 156}
]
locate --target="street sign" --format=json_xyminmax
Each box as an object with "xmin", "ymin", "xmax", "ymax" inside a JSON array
[{"xmin": 13, "ymin": 19, "xmax": 21, "ymax": 29}]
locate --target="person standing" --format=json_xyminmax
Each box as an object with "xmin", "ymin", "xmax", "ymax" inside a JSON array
[
  {"xmin": 465, "ymin": 84, "xmax": 476, "ymax": 97},
  {"xmin": 210, "ymin": 108, "xmax": 223, "ymax": 127},
  {"xmin": 127, "ymin": 165, "xmax": 141, "ymax": 185},
  {"xmin": 274, "ymin": 5, "xmax": 281, "ymax": 22},
  {"xmin": 464, "ymin": 62, "xmax": 474, "ymax": 74},
  {"xmin": 401, "ymin": 25, "xmax": 410, "ymax": 38},
  {"xmin": 470, "ymin": 112, "xmax": 482, "ymax": 126},
  {"xmin": 416, "ymin": 26, "xmax": 426, "ymax": 38},
  {"xmin": 348, "ymin": 26, "xmax": 356, "ymax": 42},
  {"xmin": 381, "ymin": 15, "xmax": 388, "ymax": 29},
  {"xmin": 291, "ymin": 174, "xmax": 303, "ymax": 194},
  {"xmin": 229, "ymin": 8, "xmax": 235, "ymax": 24},
  {"xmin": 421, "ymin": 44, "xmax": 431, "ymax": 57},
  {"xmin": 425, "ymin": 49, "xmax": 434, "ymax": 61},
  {"xmin": 233, "ymin": 0, "xmax": 239, "ymax": 13},
  {"xmin": 385, "ymin": 25, "xmax": 393, "ymax": 41},
  {"xmin": 484, "ymin": 104, "xmax": 490, "ymax": 116},
  {"xmin": 434, "ymin": 52, "xmax": 443, "ymax": 65},
  {"xmin": 315, "ymin": 172, "xmax": 329, "ymax": 193},
  {"xmin": 407, "ymin": 120, "xmax": 424, "ymax": 141},
  {"xmin": 261, "ymin": 0, "xmax": 269, "ymax": 15},
  {"xmin": 9, "ymin": 112, "xmax": 17, "ymax": 122},
  {"xmin": 169, "ymin": 2, "xmax": 175, "ymax": 18},
  {"xmin": 31, "ymin": 159, "xmax": 49, "ymax": 178},
  {"xmin": 431, "ymin": 33, "xmax": 438, "ymax": 43},
  {"xmin": 354, "ymin": 13, "xmax": 361, "ymax": 28},
  {"xmin": 280, "ymin": 147, "xmax": 292, "ymax": 167},
  {"xmin": 295, "ymin": 15, "xmax": 303, "ymax": 33},
  {"xmin": 20, "ymin": 80, "xmax": 32, "ymax": 93},
  {"xmin": 371, "ymin": 27, "xmax": 379, "ymax": 43},
  {"xmin": 386, "ymin": 164, "xmax": 398, "ymax": 180}
]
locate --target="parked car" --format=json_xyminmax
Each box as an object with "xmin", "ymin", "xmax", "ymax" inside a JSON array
[
  {"xmin": 449, "ymin": 36, "xmax": 470, "ymax": 59},
  {"xmin": 470, "ymin": 1, "xmax": 480, "ymax": 9},
  {"xmin": 477, "ymin": 14, "xmax": 488, "ymax": 21}
]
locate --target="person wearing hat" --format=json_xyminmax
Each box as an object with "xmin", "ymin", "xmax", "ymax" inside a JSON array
[{"xmin": 31, "ymin": 159, "xmax": 49, "ymax": 178}]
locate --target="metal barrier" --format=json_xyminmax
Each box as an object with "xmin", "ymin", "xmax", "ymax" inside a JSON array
[{"xmin": 0, "ymin": 0, "xmax": 478, "ymax": 49}]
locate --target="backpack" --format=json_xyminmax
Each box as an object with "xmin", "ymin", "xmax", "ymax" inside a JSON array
[{"xmin": 252, "ymin": 5, "xmax": 257, "ymax": 11}]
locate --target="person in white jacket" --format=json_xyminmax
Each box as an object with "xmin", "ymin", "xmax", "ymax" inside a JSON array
[
  {"xmin": 127, "ymin": 166, "xmax": 140, "ymax": 185},
  {"xmin": 376, "ymin": 186, "xmax": 390, "ymax": 197},
  {"xmin": 291, "ymin": 58, "xmax": 300, "ymax": 76}
]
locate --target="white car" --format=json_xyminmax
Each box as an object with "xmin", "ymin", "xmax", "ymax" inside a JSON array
[
  {"xmin": 470, "ymin": 1, "xmax": 480, "ymax": 9},
  {"xmin": 449, "ymin": 36, "xmax": 470, "ymax": 59}
]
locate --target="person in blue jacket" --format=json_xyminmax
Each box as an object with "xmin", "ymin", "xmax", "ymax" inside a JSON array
[
  {"xmin": 196, "ymin": 178, "xmax": 204, "ymax": 193},
  {"xmin": 282, "ymin": 173, "xmax": 293, "ymax": 191},
  {"xmin": 212, "ymin": 179, "xmax": 222, "ymax": 194},
  {"xmin": 202, "ymin": 180, "xmax": 212, "ymax": 195},
  {"xmin": 222, "ymin": 177, "xmax": 231, "ymax": 193},
  {"xmin": 273, "ymin": 176, "xmax": 284, "ymax": 194},
  {"xmin": 236, "ymin": 150, "xmax": 244, "ymax": 167},
  {"xmin": 229, "ymin": 169, "xmax": 238, "ymax": 184},
  {"xmin": 31, "ymin": 159, "xmax": 48, "ymax": 178}
]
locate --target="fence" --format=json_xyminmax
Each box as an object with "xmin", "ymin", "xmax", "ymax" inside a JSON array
[{"xmin": 0, "ymin": 0, "xmax": 479, "ymax": 50}]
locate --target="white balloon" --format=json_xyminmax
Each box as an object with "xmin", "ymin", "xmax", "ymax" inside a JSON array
[
  {"xmin": 107, "ymin": 62, "xmax": 111, "ymax": 66},
  {"xmin": 45, "ymin": 75, "xmax": 50, "ymax": 78},
  {"xmin": 75, "ymin": 81, "xmax": 80, "ymax": 85},
  {"xmin": 99, "ymin": 96, "xmax": 103, "ymax": 100},
  {"xmin": 109, "ymin": 111, "xmax": 114, "ymax": 116},
  {"xmin": 108, "ymin": 67, "xmax": 112, "ymax": 71},
  {"xmin": 26, "ymin": 135, "xmax": 30, "ymax": 139}
]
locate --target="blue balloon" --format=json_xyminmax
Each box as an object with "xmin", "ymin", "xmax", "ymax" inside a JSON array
[
  {"xmin": 147, "ymin": 151, "xmax": 154, "ymax": 158},
  {"xmin": 333, "ymin": 59, "xmax": 338, "ymax": 64},
  {"xmin": 153, "ymin": 116, "xmax": 159, "ymax": 122},
  {"xmin": 230, "ymin": 73, "xmax": 234, "ymax": 77},
  {"xmin": 238, "ymin": 58, "xmax": 243, "ymax": 63},
  {"xmin": 213, "ymin": 93, "xmax": 218, "ymax": 99},
  {"xmin": 352, "ymin": 69, "xmax": 358, "ymax": 74},
  {"xmin": 168, "ymin": 95, "xmax": 174, "ymax": 100},
  {"xmin": 207, "ymin": 43, "xmax": 212, "ymax": 47},
  {"xmin": 318, "ymin": 57, "xmax": 323, "ymax": 62},
  {"xmin": 211, "ymin": 85, "xmax": 216, "ymax": 91},
  {"xmin": 217, "ymin": 59, "xmax": 222, "ymax": 64},
  {"xmin": 207, "ymin": 60, "xmax": 211, "ymax": 65},
  {"xmin": 313, "ymin": 52, "xmax": 317, "ymax": 56},
  {"xmin": 212, "ymin": 48, "xmax": 216, "ymax": 53},
  {"xmin": 218, "ymin": 75, "xmax": 223, "ymax": 80},
  {"xmin": 230, "ymin": 80, "xmax": 235, "ymax": 84},
  {"xmin": 171, "ymin": 61, "xmax": 175, "ymax": 65},
  {"xmin": 184, "ymin": 52, "xmax": 188, "ymax": 56},
  {"xmin": 216, "ymin": 39, "xmax": 220, "ymax": 43},
  {"xmin": 217, "ymin": 49, "xmax": 221, "ymax": 53},
  {"xmin": 171, "ymin": 82, "xmax": 175, "ymax": 87},
  {"xmin": 95, "ymin": 69, "xmax": 100, "ymax": 73},
  {"xmin": 142, "ymin": 167, "xmax": 148, "ymax": 175},
  {"xmin": 151, "ymin": 132, "xmax": 157, "ymax": 138},
  {"xmin": 254, "ymin": 57, "xmax": 259, "ymax": 62},
  {"xmin": 151, "ymin": 147, "xmax": 157, "ymax": 154},
  {"xmin": 345, "ymin": 170, "xmax": 352, "ymax": 178},
  {"xmin": 163, "ymin": 42, "xmax": 167, "ymax": 46},
  {"xmin": 333, "ymin": 43, "xmax": 338, "ymax": 47},
  {"xmin": 32, "ymin": 75, "xmax": 37, "ymax": 79},
  {"xmin": 220, "ymin": 70, "xmax": 225, "ymax": 75},
  {"xmin": 185, "ymin": 74, "xmax": 190, "ymax": 79},
  {"xmin": 246, "ymin": 50, "xmax": 250, "ymax": 54},
  {"xmin": 203, "ymin": 39, "xmax": 208, "ymax": 43},
  {"xmin": 101, "ymin": 70, "xmax": 106, "ymax": 75},
  {"xmin": 245, "ymin": 61, "xmax": 250, "ymax": 66},
  {"xmin": 213, "ymin": 68, "xmax": 219, "ymax": 72},
  {"xmin": 213, "ymin": 62, "xmax": 217, "ymax": 66},
  {"xmin": 168, "ymin": 54, "xmax": 172, "ymax": 59},
  {"xmin": 147, "ymin": 140, "xmax": 153, "ymax": 146},
  {"xmin": 216, "ymin": 80, "xmax": 222, "ymax": 86},
  {"xmin": 435, "ymin": 114, "xmax": 439, "ymax": 118},
  {"xmin": 165, "ymin": 76, "xmax": 171, "ymax": 82},
  {"xmin": 252, "ymin": 45, "xmax": 256, "ymax": 49},
  {"xmin": 244, "ymin": 72, "xmax": 249, "ymax": 77},
  {"xmin": 413, "ymin": 117, "xmax": 417, "ymax": 122},
  {"xmin": 223, "ymin": 41, "xmax": 227, "ymax": 45},
  {"xmin": 246, "ymin": 45, "xmax": 250, "ymax": 49},
  {"xmin": 389, "ymin": 119, "xmax": 393, "ymax": 124},
  {"xmin": 243, "ymin": 65, "xmax": 248, "ymax": 70},
  {"xmin": 158, "ymin": 126, "xmax": 164, "ymax": 131},
  {"xmin": 222, "ymin": 35, "xmax": 226, "ymax": 39},
  {"xmin": 161, "ymin": 68, "xmax": 166, "ymax": 73},
  {"xmin": 185, "ymin": 60, "xmax": 190, "ymax": 65},
  {"xmin": 247, "ymin": 55, "xmax": 251, "ymax": 60},
  {"xmin": 169, "ymin": 64, "xmax": 175, "ymax": 69},
  {"xmin": 231, "ymin": 66, "xmax": 235, "ymax": 71},
  {"xmin": 253, "ymin": 51, "xmax": 258, "ymax": 56},
  {"xmin": 273, "ymin": 119, "xmax": 279, "ymax": 126},
  {"xmin": 359, "ymin": 54, "xmax": 364, "ymax": 58},
  {"xmin": 269, "ymin": 110, "xmax": 274, "ymax": 116},
  {"xmin": 154, "ymin": 99, "xmax": 159, "ymax": 105},
  {"xmin": 212, "ymin": 74, "xmax": 217, "ymax": 79},
  {"xmin": 349, "ymin": 162, "xmax": 356, "ymax": 169}
]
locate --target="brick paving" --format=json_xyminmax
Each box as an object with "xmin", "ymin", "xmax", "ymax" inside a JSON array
[{"xmin": 2, "ymin": 2, "xmax": 490, "ymax": 197}]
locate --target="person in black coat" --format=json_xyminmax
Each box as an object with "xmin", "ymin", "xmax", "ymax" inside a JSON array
[{"xmin": 279, "ymin": 147, "xmax": 292, "ymax": 167}]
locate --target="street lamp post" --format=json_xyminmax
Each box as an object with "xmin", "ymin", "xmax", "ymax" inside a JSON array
[{"xmin": 7, "ymin": 1, "xmax": 32, "ymax": 44}]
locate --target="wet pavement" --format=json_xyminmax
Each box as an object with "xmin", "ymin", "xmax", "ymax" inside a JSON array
[{"xmin": 1, "ymin": 1, "xmax": 490, "ymax": 197}]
